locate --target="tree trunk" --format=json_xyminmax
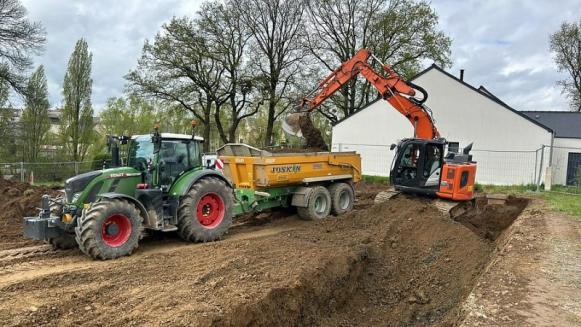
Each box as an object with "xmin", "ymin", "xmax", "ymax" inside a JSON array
[{"xmin": 202, "ymin": 108, "xmax": 211, "ymax": 153}]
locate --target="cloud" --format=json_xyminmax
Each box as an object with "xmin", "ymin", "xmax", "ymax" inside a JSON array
[
  {"xmin": 431, "ymin": 0, "xmax": 579, "ymax": 111},
  {"xmin": 17, "ymin": 0, "xmax": 579, "ymax": 113},
  {"xmin": 20, "ymin": 0, "xmax": 203, "ymax": 111}
]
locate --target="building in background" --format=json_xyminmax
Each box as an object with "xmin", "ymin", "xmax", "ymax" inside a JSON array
[
  {"xmin": 522, "ymin": 111, "xmax": 581, "ymax": 186},
  {"xmin": 331, "ymin": 65, "xmax": 573, "ymax": 186}
]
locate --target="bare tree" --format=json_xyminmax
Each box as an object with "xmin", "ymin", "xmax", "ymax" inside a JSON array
[
  {"xmin": 550, "ymin": 20, "xmax": 581, "ymax": 112},
  {"xmin": 0, "ymin": 0, "xmax": 45, "ymax": 93},
  {"xmin": 233, "ymin": 0, "xmax": 307, "ymax": 145},
  {"xmin": 197, "ymin": 1, "xmax": 261, "ymax": 144},
  {"xmin": 126, "ymin": 18, "xmax": 227, "ymax": 152},
  {"xmin": 306, "ymin": 0, "xmax": 451, "ymax": 122}
]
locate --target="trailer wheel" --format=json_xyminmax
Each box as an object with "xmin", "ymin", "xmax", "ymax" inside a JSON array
[
  {"xmin": 48, "ymin": 234, "xmax": 77, "ymax": 250},
  {"xmin": 75, "ymin": 198, "xmax": 143, "ymax": 260},
  {"xmin": 328, "ymin": 182, "xmax": 354, "ymax": 215},
  {"xmin": 297, "ymin": 186, "xmax": 332, "ymax": 220},
  {"xmin": 177, "ymin": 177, "xmax": 234, "ymax": 242}
]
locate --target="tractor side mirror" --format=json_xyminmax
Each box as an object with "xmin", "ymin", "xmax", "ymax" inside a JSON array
[{"xmin": 390, "ymin": 144, "xmax": 397, "ymax": 151}]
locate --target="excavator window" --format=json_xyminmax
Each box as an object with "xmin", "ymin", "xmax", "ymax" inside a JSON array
[
  {"xmin": 396, "ymin": 143, "xmax": 420, "ymax": 181},
  {"xmin": 423, "ymin": 145, "xmax": 442, "ymax": 178}
]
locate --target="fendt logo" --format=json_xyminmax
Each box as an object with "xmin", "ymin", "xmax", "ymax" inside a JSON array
[{"xmin": 271, "ymin": 164, "xmax": 301, "ymax": 174}]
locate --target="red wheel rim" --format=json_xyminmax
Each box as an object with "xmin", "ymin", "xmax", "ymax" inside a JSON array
[
  {"xmin": 196, "ymin": 193, "xmax": 225, "ymax": 229},
  {"xmin": 101, "ymin": 214, "xmax": 132, "ymax": 247}
]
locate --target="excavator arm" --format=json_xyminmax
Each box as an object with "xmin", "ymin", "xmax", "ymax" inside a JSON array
[{"xmin": 298, "ymin": 49, "xmax": 440, "ymax": 140}]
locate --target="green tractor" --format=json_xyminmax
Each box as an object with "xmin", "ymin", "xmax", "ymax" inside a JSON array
[{"xmin": 24, "ymin": 125, "xmax": 234, "ymax": 260}]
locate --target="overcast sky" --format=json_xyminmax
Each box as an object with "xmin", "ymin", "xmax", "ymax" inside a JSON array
[{"xmin": 21, "ymin": 0, "xmax": 579, "ymax": 112}]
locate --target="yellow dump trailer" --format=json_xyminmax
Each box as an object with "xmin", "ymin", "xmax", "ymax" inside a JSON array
[
  {"xmin": 218, "ymin": 144, "xmax": 361, "ymax": 189},
  {"xmin": 217, "ymin": 144, "xmax": 361, "ymax": 220}
]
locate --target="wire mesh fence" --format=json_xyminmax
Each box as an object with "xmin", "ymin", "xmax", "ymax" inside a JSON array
[
  {"xmin": 331, "ymin": 142, "xmax": 581, "ymax": 196},
  {"xmin": 0, "ymin": 160, "xmax": 105, "ymax": 185}
]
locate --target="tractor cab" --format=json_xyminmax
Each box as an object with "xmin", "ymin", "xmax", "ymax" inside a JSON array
[
  {"xmin": 127, "ymin": 133, "xmax": 204, "ymax": 190},
  {"xmin": 390, "ymin": 138, "xmax": 477, "ymax": 201}
]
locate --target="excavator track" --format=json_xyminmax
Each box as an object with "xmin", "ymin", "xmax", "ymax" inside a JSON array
[{"xmin": 374, "ymin": 189, "xmax": 504, "ymax": 219}]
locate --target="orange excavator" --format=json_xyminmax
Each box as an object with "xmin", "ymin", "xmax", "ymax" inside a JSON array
[{"xmin": 283, "ymin": 49, "xmax": 477, "ymax": 201}]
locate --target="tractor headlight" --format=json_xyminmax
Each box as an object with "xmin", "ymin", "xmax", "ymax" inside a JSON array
[{"xmin": 71, "ymin": 192, "xmax": 82, "ymax": 203}]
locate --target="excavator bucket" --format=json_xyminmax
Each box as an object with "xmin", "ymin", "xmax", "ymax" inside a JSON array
[
  {"xmin": 282, "ymin": 112, "xmax": 305, "ymax": 138},
  {"xmin": 282, "ymin": 112, "xmax": 329, "ymax": 151}
]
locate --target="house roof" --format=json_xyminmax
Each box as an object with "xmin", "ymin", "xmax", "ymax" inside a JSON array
[
  {"xmin": 332, "ymin": 64, "xmax": 553, "ymax": 134},
  {"xmin": 521, "ymin": 111, "xmax": 581, "ymax": 139}
]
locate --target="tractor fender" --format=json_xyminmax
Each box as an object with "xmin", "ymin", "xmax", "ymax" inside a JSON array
[
  {"xmin": 171, "ymin": 169, "xmax": 233, "ymax": 197},
  {"xmin": 95, "ymin": 192, "xmax": 149, "ymax": 223}
]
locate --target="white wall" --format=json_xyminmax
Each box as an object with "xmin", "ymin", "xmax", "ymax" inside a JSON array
[
  {"xmin": 331, "ymin": 68, "xmax": 553, "ymax": 185},
  {"xmin": 551, "ymin": 138, "xmax": 581, "ymax": 185}
]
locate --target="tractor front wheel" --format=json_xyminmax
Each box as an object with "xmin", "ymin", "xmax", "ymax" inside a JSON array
[
  {"xmin": 75, "ymin": 198, "xmax": 142, "ymax": 260},
  {"xmin": 177, "ymin": 177, "xmax": 233, "ymax": 242}
]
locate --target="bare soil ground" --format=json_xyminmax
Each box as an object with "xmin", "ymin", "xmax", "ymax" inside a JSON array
[
  {"xmin": 0, "ymin": 179, "xmax": 59, "ymax": 250},
  {"xmin": 0, "ymin": 180, "xmax": 578, "ymax": 326},
  {"xmin": 461, "ymin": 198, "xmax": 581, "ymax": 326}
]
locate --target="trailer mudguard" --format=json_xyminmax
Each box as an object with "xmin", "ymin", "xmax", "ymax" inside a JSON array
[
  {"xmin": 96, "ymin": 192, "xmax": 149, "ymax": 223},
  {"xmin": 169, "ymin": 169, "xmax": 233, "ymax": 197},
  {"xmin": 291, "ymin": 186, "xmax": 313, "ymax": 208}
]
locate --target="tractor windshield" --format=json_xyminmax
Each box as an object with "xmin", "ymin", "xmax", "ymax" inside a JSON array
[{"xmin": 128, "ymin": 136, "xmax": 154, "ymax": 171}]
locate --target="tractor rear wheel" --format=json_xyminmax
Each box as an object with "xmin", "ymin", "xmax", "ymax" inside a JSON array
[
  {"xmin": 177, "ymin": 177, "xmax": 233, "ymax": 242},
  {"xmin": 328, "ymin": 182, "xmax": 354, "ymax": 215},
  {"xmin": 75, "ymin": 198, "xmax": 143, "ymax": 260},
  {"xmin": 297, "ymin": 186, "xmax": 332, "ymax": 220}
]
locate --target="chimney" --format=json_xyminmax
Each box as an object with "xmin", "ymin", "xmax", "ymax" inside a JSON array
[{"xmin": 460, "ymin": 69, "xmax": 465, "ymax": 81}]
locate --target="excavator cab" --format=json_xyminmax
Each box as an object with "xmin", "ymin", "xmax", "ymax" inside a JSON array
[{"xmin": 390, "ymin": 139, "xmax": 476, "ymax": 201}]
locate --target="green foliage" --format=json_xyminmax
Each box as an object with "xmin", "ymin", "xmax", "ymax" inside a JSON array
[
  {"xmin": 362, "ymin": 175, "xmax": 390, "ymax": 184},
  {"xmin": 60, "ymin": 38, "xmax": 96, "ymax": 161},
  {"xmin": 21, "ymin": 65, "xmax": 50, "ymax": 162},
  {"xmin": 550, "ymin": 20, "xmax": 581, "ymax": 112},
  {"xmin": 543, "ymin": 192, "xmax": 581, "ymax": 218},
  {"xmin": 91, "ymin": 152, "xmax": 112, "ymax": 170}
]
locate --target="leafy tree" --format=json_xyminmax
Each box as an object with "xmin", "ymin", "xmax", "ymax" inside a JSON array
[
  {"xmin": 99, "ymin": 95, "xmax": 158, "ymax": 136},
  {"xmin": 305, "ymin": 0, "xmax": 451, "ymax": 122},
  {"xmin": 550, "ymin": 20, "xmax": 581, "ymax": 112},
  {"xmin": 0, "ymin": 0, "xmax": 45, "ymax": 93},
  {"xmin": 60, "ymin": 38, "xmax": 95, "ymax": 161},
  {"xmin": 233, "ymin": 0, "xmax": 308, "ymax": 145},
  {"xmin": 0, "ymin": 81, "xmax": 18, "ymax": 161},
  {"xmin": 126, "ymin": 17, "xmax": 226, "ymax": 152},
  {"xmin": 21, "ymin": 65, "xmax": 50, "ymax": 161}
]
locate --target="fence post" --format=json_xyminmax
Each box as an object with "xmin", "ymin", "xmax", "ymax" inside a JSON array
[
  {"xmin": 533, "ymin": 148, "xmax": 539, "ymax": 185},
  {"xmin": 74, "ymin": 161, "xmax": 79, "ymax": 175},
  {"xmin": 20, "ymin": 162, "xmax": 24, "ymax": 183},
  {"xmin": 536, "ymin": 145, "xmax": 545, "ymax": 192}
]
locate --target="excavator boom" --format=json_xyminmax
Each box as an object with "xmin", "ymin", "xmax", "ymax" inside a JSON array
[{"xmin": 298, "ymin": 49, "xmax": 439, "ymax": 140}]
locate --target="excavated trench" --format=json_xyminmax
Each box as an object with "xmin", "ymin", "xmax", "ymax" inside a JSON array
[
  {"xmin": 217, "ymin": 196, "xmax": 529, "ymax": 327},
  {"xmin": 0, "ymin": 179, "xmax": 529, "ymax": 326}
]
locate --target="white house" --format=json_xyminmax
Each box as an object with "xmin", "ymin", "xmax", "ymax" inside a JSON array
[
  {"xmin": 521, "ymin": 111, "xmax": 581, "ymax": 186},
  {"xmin": 331, "ymin": 64, "xmax": 557, "ymax": 185}
]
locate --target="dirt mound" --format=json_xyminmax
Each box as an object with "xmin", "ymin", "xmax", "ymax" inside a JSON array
[
  {"xmin": 299, "ymin": 114, "xmax": 328, "ymax": 151},
  {"xmin": 0, "ymin": 179, "xmax": 59, "ymax": 250}
]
